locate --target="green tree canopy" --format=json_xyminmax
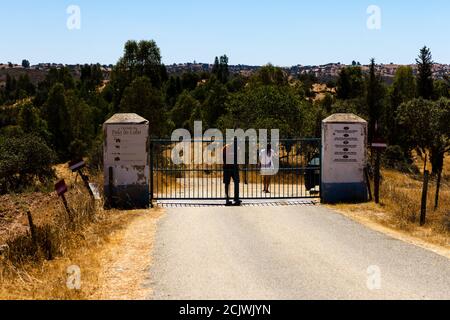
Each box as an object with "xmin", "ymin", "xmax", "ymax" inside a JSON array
[
  {"xmin": 171, "ymin": 90, "xmax": 201, "ymax": 129},
  {"xmin": 43, "ymin": 83, "xmax": 71, "ymax": 156},
  {"xmin": 251, "ymin": 64, "xmax": 288, "ymax": 87},
  {"xmin": 0, "ymin": 133, "xmax": 56, "ymax": 194},
  {"xmin": 119, "ymin": 76, "xmax": 169, "ymax": 137},
  {"xmin": 366, "ymin": 58, "xmax": 386, "ymax": 142},
  {"xmin": 219, "ymin": 84, "xmax": 308, "ymax": 138},
  {"xmin": 336, "ymin": 66, "xmax": 365, "ymax": 100}
]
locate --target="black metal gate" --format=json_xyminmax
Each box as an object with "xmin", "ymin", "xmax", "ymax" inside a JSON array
[{"xmin": 150, "ymin": 138, "xmax": 321, "ymax": 203}]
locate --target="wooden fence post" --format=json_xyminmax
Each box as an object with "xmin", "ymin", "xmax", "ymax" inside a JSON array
[
  {"xmin": 420, "ymin": 170, "xmax": 430, "ymax": 226},
  {"xmin": 26, "ymin": 211, "xmax": 38, "ymax": 250}
]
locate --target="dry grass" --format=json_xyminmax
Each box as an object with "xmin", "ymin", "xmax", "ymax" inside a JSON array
[
  {"xmin": 0, "ymin": 165, "xmax": 158, "ymax": 300},
  {"xmin": 0, "ymin": 208, "xmax": 140, "ymax": 300},
  {"xmin": 329, "ymin": 161, "xmax": 450, "ymax": 250}
]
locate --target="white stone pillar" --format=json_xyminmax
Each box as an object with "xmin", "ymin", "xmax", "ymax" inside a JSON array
[{"xmin": 322, "ymin": 113, "xmax": 368, "ymax": 203}]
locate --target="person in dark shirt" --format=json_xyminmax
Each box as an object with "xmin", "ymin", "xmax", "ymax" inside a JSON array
[{"xmin": 223, "ymin": 142, "xmax": 241, "ymax": 206}]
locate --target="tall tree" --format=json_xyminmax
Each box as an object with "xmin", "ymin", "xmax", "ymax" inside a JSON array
[
  {"xmin": 119, "ymin": 76, "xmax": 169, "ymax": 137},
  {"xmin": 171, "ymin": 91, "xmax": 201, "ymax": 129},
  {"xmin": 366, "ymin": 58, "xmax": 386, "ymax": 142},
  {"xmin": 111, "ymin": 40, "xmax": 165, "ymax": 111},
  {"xmin": 43, "ymin": 83, "xmax": 71, "ymax": 157},
  {"xmin": 212, "ymin": 57, "xmax": 220, "ymax": 76},
  {"xmin": 219, "ymin": 55, "xmax": 229, "ymax": 83},
  {"xmin": 252, "ymin": 64, "xmax": 288, "ymax": 87},
  {"xmin": 203, "ymin": 78, "xmax": 228, "ymax": 127},
  {"xmin": 212, "ymin": 55, "xmax": 229, "ymax": 84},
  {"xmin": 396, "ymin": 98, "xmax": 435, "ymax": 171},
  {"xmin": 65, "ymin": 91, "xmax": 94, "ymax": 158},
  {"xmin": 18, "ymin": 101, "xmax": 49, "ymax": 141},
  {"xmin": 416, "ymin": 46, "xmax": 434, "ymax": 100},
  {"xmin": 387, "ymin": 66, "xmax": 416, "ymax": 145}
]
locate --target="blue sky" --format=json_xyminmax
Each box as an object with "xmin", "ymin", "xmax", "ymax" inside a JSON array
[{"xmin": 1, "ymin": 0, "xmax": 449, "ymax": 66}]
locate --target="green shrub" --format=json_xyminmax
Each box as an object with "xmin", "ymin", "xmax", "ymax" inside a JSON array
[
  {"xmin": 382, "ymin": 145, "xmax": 418, "ymax": 174},
  {"xmin": 0, "ymin": 133, "xmax": 56, "ymax": 194}
]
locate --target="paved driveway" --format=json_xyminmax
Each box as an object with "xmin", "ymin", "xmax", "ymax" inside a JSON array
[{"xmin": 148, "ymin": 203, "xmax": 450, "ymax": 300}]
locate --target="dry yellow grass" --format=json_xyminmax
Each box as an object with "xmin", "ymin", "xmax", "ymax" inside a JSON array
[
  {"xmin": 329, "ymin": 163, "xmax": 450, "ymax": 251},
  {"xmin": 0, "ymin": 164, "xmax": 163, "ymax": 300},
  {"xmin": 0, "ymin": 206, "xmax": 161, "ymax": 300}
]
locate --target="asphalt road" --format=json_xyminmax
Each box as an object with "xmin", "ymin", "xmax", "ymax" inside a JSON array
[{"xmin": 147, "ymin": 203, "xmax": 450, "ymax": 300}]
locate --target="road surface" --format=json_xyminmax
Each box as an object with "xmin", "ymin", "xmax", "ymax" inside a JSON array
[{"xmin": 147, "ymin": 203, "xmax": 450, "ymax": 300}]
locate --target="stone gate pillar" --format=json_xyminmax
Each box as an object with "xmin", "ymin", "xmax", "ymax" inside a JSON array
[
  {"xmin": 321, "ymin": 114, "xmax": 368, "ymax": 203},
  {"xmin": 103, "ymin": 113, "xmax": 150, "ymax": 209}
]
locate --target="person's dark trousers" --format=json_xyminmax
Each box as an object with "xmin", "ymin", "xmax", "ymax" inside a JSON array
[{"xmin": 224, "ymin": 166, "xmax": 241, "ymax": 206}]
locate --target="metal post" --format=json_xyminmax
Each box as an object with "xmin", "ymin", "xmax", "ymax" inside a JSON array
[
  {"xmin": 234, "ymin": 137, "xmax": 240, "ymax": 204},
  {"xmin": 319, "ymin": 139, "xmax": 323, "ymax": 203},
  {"xmin": 365, "ymin": 167, "xmax": 373, "ymax": 202},
  {"xmin": 374, "ymin": 150, "xmax": 381, "ymax": 204},
  {"xmin": 150, "ymin": 142, "xmax": 154, "ymax": 208},
  {"xmin": 79, "ymin": 168, "xmax": 94, "ymax": 199}
]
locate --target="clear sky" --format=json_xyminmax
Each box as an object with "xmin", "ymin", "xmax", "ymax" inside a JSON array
[{"xmin": 1, "ymin": 0, "xmax": 449, "ymax": 66}]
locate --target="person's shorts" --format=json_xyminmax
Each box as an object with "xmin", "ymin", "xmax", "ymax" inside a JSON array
[{"xmin": 223, "ymin": 168, "xmax": 240, "ymax": 185}]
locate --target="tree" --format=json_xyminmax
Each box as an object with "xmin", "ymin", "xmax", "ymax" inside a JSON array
[
  {"xmin": 429, "ymin": 98, "xmax": 450, "ymax": 174},
  {"xmin": 212, "ymin": 57, "xmax": 220, "ymax": 76},
  {"xmin": 65, "ymin": 91, "xmax": 95, "ymax": 158},
  {"xmin": 18, "ymin": 101, "xmax": 50, "ymax": 141},
  {"xmin": 336, "ymin": 66, "xmax": 365, "ymax": 100},
  {"xmin": 119, "ymin": 76, "xmax": 169, "ymax": 137},
  {"xmin": 181, "ymin": 71, "xmax": 200, "ymax": 91},
  {"xmin": 387, "ymin": 66, "xmax": 416, "ymax": 145},
  {"xmin": 171, "ymin": 91, "xmax": 201, "ymax": 129},
  {"xmin": 21, "ymin": 59, "xmax": 30, "ymax": 69},
  {"xmin": 220, "ymin": 84, "xmax": 307, "ymax": 138},
  {"xmin": 219, "ymin": 55, "xmax": 230, "ymax": 83},
  {"xmin": 429, "ymin": 98, "xmax": 450, "ymax": 209},
  {"xmin": 366, "ymin": 58, "xmax": 386, "ymax": 142},
  {"xmin": 34, "ymin": 67, "xmax": 75, "ymax": 106},
  {"xmin": 298, "ymin": 73, "xmax": 318, "ymax": 99},
  {"xmin": 433, "ymin": 79, "xmax": 450, "ymax": 99},
  {"xmin": 212, "ymin": 55, "xmax": 229, "ymax": 84},
  {"xmin": 111, "ymin": 40, "xmax": 165, "ymax": 111},
  {"xmin": 0, "ymin": 134, "xmax": 56, "ymax": 194},
  {"xmin": 396, "ymin": 98, "xmax": 435, "ymax": 171},
  {"xmin": 188, "ymin": 104, "xmax": 206, "ymax": 132},
  {"xmin": 165, "ymin": 76, "xmax": 182, "ymax": 107},
  {"xmin": 251, "ymin": 64, "xmax": 288, "ymax": 87},
  {"xmin": 416, "ymin": 46, "xmax": 434, "ymax": 100},
  {"xmin": 202, "ymin": 78, "xmax": 228, "ymax": 127},
  {"xmin": 43, "ymin": 83, "xmax": 71, "ymax": 156},
  {"xmin": 80, "ymin": 64, "xmax": 103, "ymax": 94}
]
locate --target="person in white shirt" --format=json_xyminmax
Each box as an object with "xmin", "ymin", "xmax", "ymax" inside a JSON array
[{"xmin": 259, "ymin": 143, "xmax": 277, "ymax": 194}]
